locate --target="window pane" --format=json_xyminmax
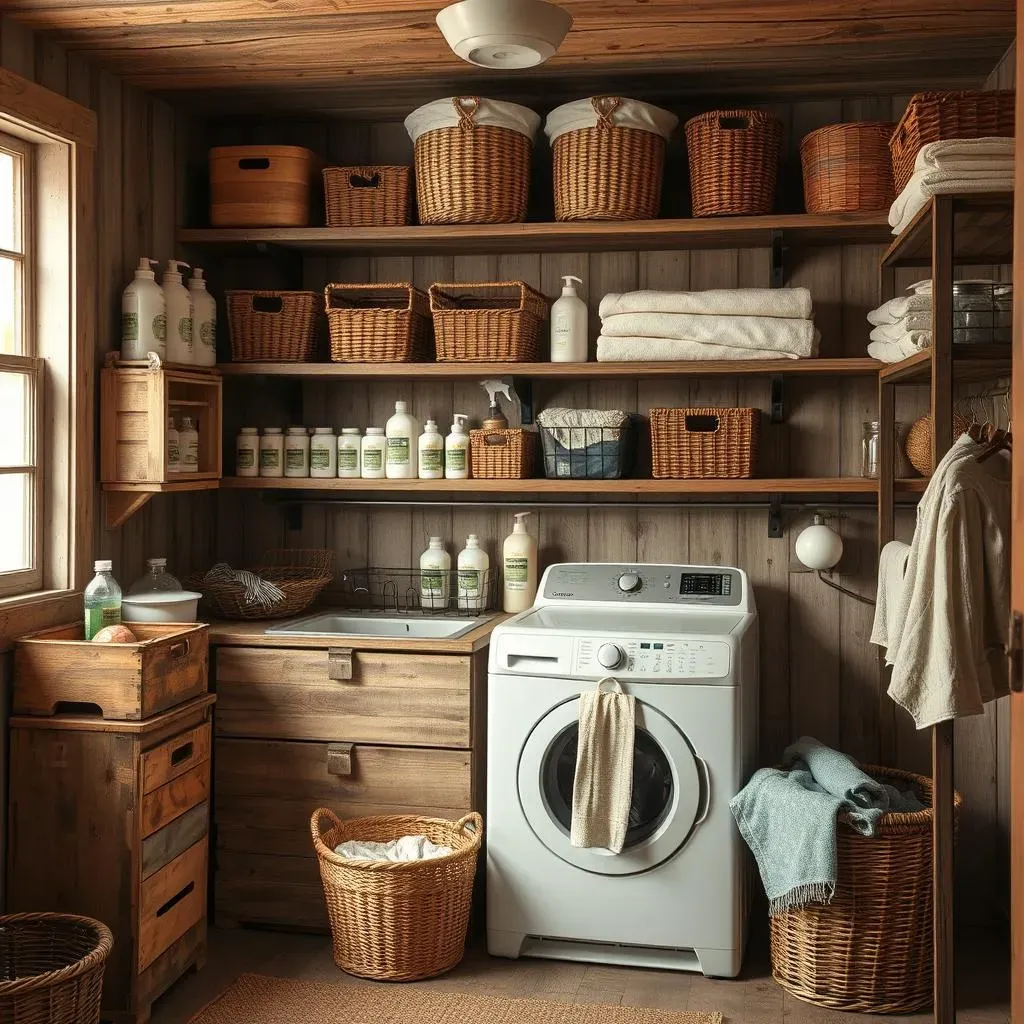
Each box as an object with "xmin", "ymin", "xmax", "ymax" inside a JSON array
[
  {"xmin": 0, "ymin": 471, "xmax": 31, "ymax": 572},
  {"xmin": 0, "ymin": 150, "xmax": 17, "ymax": 252},
  {"xmin": 0, "ymin": 369, "xmax": 29, "ymax": 466},
  {"xmin": 0, "ymin": 257, "xmax": 20, "ymax": 355}
]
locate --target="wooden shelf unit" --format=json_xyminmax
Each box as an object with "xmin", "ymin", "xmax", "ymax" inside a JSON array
[{"xmin": 878, "ymin": 346, "xmax": 1012, "ymax": 384}]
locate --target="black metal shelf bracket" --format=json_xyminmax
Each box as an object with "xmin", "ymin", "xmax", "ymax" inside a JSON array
[
  {"xmin": 770, "ymin": 229, "xmax": 786, "ymax": 288},
  {"xmin": 767, "ymin": 494, "xmax": 784, "ymax": 538},
  {"xmin": 770, "ymin": 375, "xmax": 785, "ymax": 423},
  {"xmin": 514, "ymin": 376, "xmax": 535, "ymax": 425}
]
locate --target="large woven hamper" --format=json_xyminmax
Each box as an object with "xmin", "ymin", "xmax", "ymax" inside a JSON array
[
  {"xmin": 770, "ymin": 766, "xmax": 959, "ymax": 1014},
  {"xmin": 650, "ymin": 407, "xmax": 759, "ymax": 479},
  {"xmin": 800, "ymin": 122, "xmax": 896, "ymax": 213},
  {"xmin": 311, "ymin": 808, "xmax": 482, "ymax": 981}
]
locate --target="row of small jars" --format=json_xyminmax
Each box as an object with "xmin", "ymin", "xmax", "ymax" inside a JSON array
[{"xmin": 236, "ymin": 426, "xmax": 386, "ymax": 479}]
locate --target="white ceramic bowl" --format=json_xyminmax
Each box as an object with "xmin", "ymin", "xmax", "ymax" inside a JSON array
[{"xmin": 121, "ymin": 591, "xmax": 202, "ymax": 623}]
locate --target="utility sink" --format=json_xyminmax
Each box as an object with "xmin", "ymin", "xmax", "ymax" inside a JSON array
[{"xmin": 264, "ymin": 611, "xmax": 490, "ymax": 640}]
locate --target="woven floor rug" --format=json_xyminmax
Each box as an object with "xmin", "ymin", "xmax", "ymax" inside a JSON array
[{"xmin": 189, "ymin": 973, "xmax": 724, "ymax": 1024}]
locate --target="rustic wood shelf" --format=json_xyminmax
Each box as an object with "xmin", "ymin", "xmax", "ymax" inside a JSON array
[
  {"xmin": 878, "ymin": 346, "xmax": 1012, "ymax": 384},
  {"xmin": 180, "ymin": 211, "xmax": 892, "ymax": 257},
  {"xmin": 102, "ymin": 479, "xmax": 219, "ymax": 529}
]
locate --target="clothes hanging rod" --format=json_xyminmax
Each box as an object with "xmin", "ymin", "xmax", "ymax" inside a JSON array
[{"xmin": 266, "ymin": 498, "xmax": 892, "ymax": 512}]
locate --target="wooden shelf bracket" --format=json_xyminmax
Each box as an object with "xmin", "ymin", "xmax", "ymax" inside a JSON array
[{"xmin": 105, "ymin": 490, "xmax": 154, "ymax": 530}]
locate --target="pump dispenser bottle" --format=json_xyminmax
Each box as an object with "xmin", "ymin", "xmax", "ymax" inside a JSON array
[
  {"xmin": 163, "ymin": 260, "xmax": 194, "ymax": 363},
  {"xmin": 121, "ymin": 258, "xmax": 166, "ymax": 361},
  {"xmin": 458, "ymin": 534, "xmax": 490, "ymax": 612},
  {"xmin": 385, "ymin": 400, "xmax": 419, "ymax": 479},
  {"xmin": 502, "ymin": 511, "xmax": 537, "ymax": 612},
  {"xmin": 188, "ymin": 268, "xmax": 217, "ymax": 366},
  {"xmin": 550, "ymin": 274, "xmax": 587, "ymax": 362},
  {"xmin": 418, "ymin": 419, "xmax": 444, "ymax": 479},
  {"xmin": 445, "ymin": 413, "xmax": 470, "ymax": 479},
  {"xmin": 420, "ymin": 536, "xmax": 451, "ymax": 610}
]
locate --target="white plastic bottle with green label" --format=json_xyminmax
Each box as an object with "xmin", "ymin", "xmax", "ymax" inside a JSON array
[
  {"xmin": 502, "ymin": 511, "xmax": 537, "ymax": 613},
  {"xmin": 84, "ymin": 560, "xmax": 122, "ymax": 640},
  {"xmin": 259, "ymin": 427, "xmax": 284, "ymax": 477},
  {"xmin": 163, "ymin": 259, "xmax": 194, "ymax": 364},
  {"xmin": 310, "ymin": 428, "xmax": 336, "ymax": 478},
  {"xmin": 179, "ymin": 415, "xmax": 199, "ymax": 473},
  {"xmin": 420, "ymin": 536, "xmax": 451, "ymax": 610},
  {"xmin": 188, "ymin": 267, "xmax": 217, "ymax": 367},
  {"xmin": 385, "ymin": 400, "xmax": 419, "ymax": 479},
  {"xmin": 235, "ymin": 427, "xmax": 258, "ymax": 477},
  {"xmin": 121, "ymin": 257, "xmax": 166, "ymax": 361},
  {"xmin": 418, "ymin": 419, "xmax": 444, "ymax": 479},
  {"xmin": 445, "ymin": 413, "xmax": 470, "ymax": 479},
  {"xmin": 284, "ymin": 426, "xmax": 310, "ymax": 478},
  {"xmin": 167, "ymin": 416, "xmax": 181, "ymax": 473},
  {"xmin": 338, "ymin": 428, "xmax": 361, "ymax": 478},
  {"xmin": 361, "ymin": 428, "xmax": 386, "ymax": 478},
  {"xmin": 458, "ymin": 534, "xmax": 490, "ymax": 612}
]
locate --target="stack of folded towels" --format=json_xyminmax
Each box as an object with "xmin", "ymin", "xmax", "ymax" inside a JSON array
[
  {"xmin": 890, "ymin": 137, "xmax": 1014, "ymax": 236},
  {"xmin": 867, "ymin": 279, "xmax": 932, "ymax": 362},
  {"xmin": 597, "ymin": 287, "xmax": 819, "ymax": 361}
]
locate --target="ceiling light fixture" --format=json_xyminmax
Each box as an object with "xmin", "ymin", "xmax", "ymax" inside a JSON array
[{"xmin": 436, "ymin": 0, "xmax": 573, "ymax": 70}]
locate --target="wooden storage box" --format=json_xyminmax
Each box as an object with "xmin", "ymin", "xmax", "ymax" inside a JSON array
[
  {"xmin": 14, "ymin": 622, "xmax": 209, "ymax": 720},
  {"xmin": 101, "ymin": 366, "xmax": 222, "ymax": 485},
  {"xmin": 210, "ymin": 145, "xmax": 319, "ymax": 227}
]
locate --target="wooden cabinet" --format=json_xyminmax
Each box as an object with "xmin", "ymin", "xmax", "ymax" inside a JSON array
[{"xmin": 7, "ymin": 696, "xmax": 215, "ymax": 1024}]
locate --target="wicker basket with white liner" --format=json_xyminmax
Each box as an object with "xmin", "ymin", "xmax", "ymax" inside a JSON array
[{"xmin": 536, "ymin": 408, "xmax": 636, "ymax": 479}]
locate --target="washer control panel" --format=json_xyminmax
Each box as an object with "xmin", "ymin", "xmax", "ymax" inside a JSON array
[
  {"xmin": 542, "ymin": 563, "xmax": 745, "ymax": 608},
  {"xmin": 575, "ymin": 637, "xmax": 731, "ymax": 678}
]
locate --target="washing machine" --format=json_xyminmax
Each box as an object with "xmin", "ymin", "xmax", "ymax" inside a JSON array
[{"xmin": 486, "ymin": 562, "xmax": 758, "ymax": 978}]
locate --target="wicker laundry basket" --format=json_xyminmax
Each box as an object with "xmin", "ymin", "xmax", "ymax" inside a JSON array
[
  {"xmin": 429, "ymin": 281, "xmax": 547, "ymax": 361},
  {"xmin": 470, "ymin": 428, "xmax": 535, "ymax": 479},
  {"xmin": 770, "ymin": 766, "xmax": 959, "ymax": 1014},
  {"xmin": 800, "ymin": 122, "xmax": 896, "ymax": 213},
  {"xmin": 311, "ymin": 808, "xmax": 483, "ymax": 981},
  {"xmin": 0, "ymin": 913, "xmax": 113, "ymax": 1024}
]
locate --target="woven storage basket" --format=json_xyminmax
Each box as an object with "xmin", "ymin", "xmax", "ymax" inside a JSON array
[
  {"xmin": 430, "ymin": 281, "xmax": 547, "ymax": 361},
  {"xmin": 323, "ymin": 165, "xmax": 410, "ymax": 227},
  {"xmin": 905, "ymin": 411, "xmax": 970, "ymax": 476},
  {"xmin": 227, "ymin": 290, "xmax": 319, "ymax": 362},
  {"xmin": 685, "ymin": 109, "xmax": 782, "ymax": 217},
  {"xmin": 311, "ymin": 808, "xmax": 482, "ymax": 981},
  {"xmin": 413, "ymin": 97, "xmax": 532, "ymax": 225},
  {"xmin": 552, "ymin": 97, "xmax": 667, "ymax": 221},
  {"xmin": 650, "ymin": 407, "xmax": 759, "ymax": 479},
  {"xmin": 800, "ymin": 122, "xmax": 896, "ymax": 214},
  {"xmin": 470, "ymin": 428, "xmax": 534, "ymax": 479},
  {"xmin": 325, "ymin": 282, "xmax": 431, "ymax": 363},
  {"xmin": 771, "ymin": 766, "xmax": 960, "ymax": 1014},
  {"xmin": 891, "ymin": 90, "xmax": 1015, "ymax": 194},
  {"xmin": 0, "ymin": 913, "xmax": 113, "ymax": 1024}
]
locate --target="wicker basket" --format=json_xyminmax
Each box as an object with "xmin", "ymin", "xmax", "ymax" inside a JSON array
[
  {"xmin": 800, "ymin": 122, "xmax": 896, "ymax": 214},
  {"xmin": 891, "ymin": 90, "xmax": 1015, "ymax": 194},
  {"xmin": 430, "ymin": 281, "xmax": 547, "ymax": 362},
  {"xmin": 325, "ymin": 282, "xmax": 431, "ymax": 363},
  {"xmin": 553, "ymin": 97, "xmax": 667, "ymax": 221},
  {"xmin": 323, "ymin": 165, "xmax": 410, "ymax": 227},
  {"xmin": 650, "ymin": 407, "xmax": 759, "ymax": 479},
  {"xmin": 0, "ymin": 913, "xmax": 113, "ymax": 1024},
  {"xmin": 470, "ymin": 428, "xmax": 534, "ymax": 479},
  {"xmin": 771, "ymin": 766, "xmax": 960, "ymax": 1014},
  {"xmin": 188, "ymin": 548, "xmax": 334, "ymax": 620},
  {"xmin": 414, "ymin": 97, "xmax": 532, "ymax": 225},
  {"xmin": 905, "ymin": 411, "xmax": 971, "ymax": 476},
  {"xmin": 311, "ymin": 808, "xmax": 482, "ymax": 981},
  {"xmin": 685, "ymin": 109, "xmax": 782, "ymax": 217},
  {"xmin": 226, "ymin": 290, "xmax": 319, "ymax": 362}
]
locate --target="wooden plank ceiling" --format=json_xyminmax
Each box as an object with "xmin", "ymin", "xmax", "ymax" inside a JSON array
[{"xmin": 4, "ymin": 0, "xmax": 1015, "ymax": 115}]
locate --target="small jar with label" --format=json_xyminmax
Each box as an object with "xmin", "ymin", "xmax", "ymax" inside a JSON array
[
  {"xmin": 179, "ymin": 416, "xmax": 199, "ymax": 473},
  {"xmin": 259, "ymin": 427, "xmax": 284, "ymax": 478},
  {"xmin": 310, "ymin": 427, "xmax": 336, "ymax": 478},
  {"xmin": 236, "ymin": 427, "xmax": 259, "ymax": 477},
  {"xmin": 167, "ymin": 416, "xmax": 181, "ymax": 474},
  {"xmin": 338, "ymin": 427, "xmax": 361, "ymax": 478},
  {"xmin": 361, "ymin": 427, "xmax": 386, "ymax": 479},
  {"xmin": 284, "ymin": 426, "xmax": 310, "ymax": 478}
]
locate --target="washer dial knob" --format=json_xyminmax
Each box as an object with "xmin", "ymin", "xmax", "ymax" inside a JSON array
[
  {"xmin": 617, "ymin": 572, "xmax": 642, "ymax": 593},
  {"xmin": 597, "ymin": 643, "xmax": 625, "ymax": 669}
]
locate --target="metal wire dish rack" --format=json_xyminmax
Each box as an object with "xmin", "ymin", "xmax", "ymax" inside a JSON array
[{"xmin": 337, "ymin": 567, "xmax": 498, "ymax": 617}]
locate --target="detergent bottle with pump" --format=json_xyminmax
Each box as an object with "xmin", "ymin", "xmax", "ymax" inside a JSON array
[
  {"xmin": 502, "ymin": 511, "xmax": 537, "ymax": 613},
  {"xmin": 162, "ymin": 260, "xmax": 194, "ymax": 363},
  {"xmin": 550, "ymin": 274, "xmax": 587, "ymax": 362}
]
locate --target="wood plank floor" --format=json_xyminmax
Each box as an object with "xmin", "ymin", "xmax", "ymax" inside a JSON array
[{"xmin": 152, "ymin": 926, "xmax": 1010, "ymax": 1024}]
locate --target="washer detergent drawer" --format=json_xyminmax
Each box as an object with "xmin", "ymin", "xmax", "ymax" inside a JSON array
[{"xmin": 492, "ymin": 633, "xmax": 574, "ymax": 675}]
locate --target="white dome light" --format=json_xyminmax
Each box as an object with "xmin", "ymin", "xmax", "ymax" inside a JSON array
[
  {"xmin": 436, "ymin": 0, "xmax": 573, "ymax": 70},
  {"xmin": 795, "ymin": 514, "xmax": 845, "ymax": 571}
]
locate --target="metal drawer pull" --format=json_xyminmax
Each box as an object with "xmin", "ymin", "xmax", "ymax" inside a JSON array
[
  {"xmin": 327, "ymin": 743, "xmax": 354, "ymax": 777},
  {"xmin": 328, "ymin": 648, "xmax": 354, "ymax": 681},
  {"xmin": 170, "ymin": 741, "xmax": 194, "ymax": 766}
]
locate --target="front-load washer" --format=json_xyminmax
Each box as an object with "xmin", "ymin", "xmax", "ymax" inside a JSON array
[{"xmin": 486, "ymin": 562, "xmax": 758, "ymax": 978}]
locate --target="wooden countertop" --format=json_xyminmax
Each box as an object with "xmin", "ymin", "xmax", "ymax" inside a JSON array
[{"xmin": 206, "ymin": 614, "xmax": 506, "ymax": 654}]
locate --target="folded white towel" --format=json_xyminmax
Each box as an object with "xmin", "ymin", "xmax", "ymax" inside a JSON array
[
  {"xmin": 867, "ymin": 333, "xmax": 932, "ymax": 362},
  {"xmin": 599, "ymin": 287, "xmax": 812, "ymax": 320},
  {"xmin": 867, "ymin": 292, "xmax": 932, "ymax": 326},
  {"xmin": 869, "ymin": 314, "xmax": 932, "ymax": 343},
  {"xmin": 601, "ymin": 311, "xmax": 817, "ymax": 357},
  {"xmin": 597, "ymin": 335, "xmax": 802, "ymax": 361},
  {"xmin": 916, "ymin": 136, "xmax": 1015, "ymax": 173},
  {"xmin": 870, "ymin": 541, "xmax": 912, "ymax": 660}
]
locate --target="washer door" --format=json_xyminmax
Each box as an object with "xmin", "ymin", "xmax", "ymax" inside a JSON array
[{"xmin": 518, "ymin": 695, "xmax": 702, "ymax": 876}]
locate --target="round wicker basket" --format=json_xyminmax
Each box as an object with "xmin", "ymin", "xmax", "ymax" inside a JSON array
[
  {"xmin": 800, "ymin": 122, "xmax": 896, "ymax": 214},
  {"xmin": 905, "ymin": 411, "xmax": 970, "ymax": 476}
]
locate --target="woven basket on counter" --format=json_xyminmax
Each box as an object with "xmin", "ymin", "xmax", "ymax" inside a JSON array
[
  {"xmin": 800, "ymin": 122, "xmax": 896, "ymax": 214},
  {"xmin": 771, "ymin": 766, "xmax": 959, "ymax": 1014},
  {"xmin": 311, "ymin": 808, "xmax": 482, "ymax": 981},
  {"xmin": 226, "ymin": 290, "xmax": 319, "ymax": 362},
  {"xmin": 904, "ymin": 411, "xmax": 971, "ymax": 477},
  {"xmin": 891, "ymin": 90, "xmax": 1015, "ymax": 193},
  {"xmin": 430, "ymin": 281, "xmax": 547, "ymax": 361},
  {"xmin": 470, "ymin": 428, "xmax": 535, "ymax": 479},
  {"xmin": 685, "ymin": 109, "xmax": 782, "ymax": 217},
  {"xmin": 323, "ymin": 165, "xmax": 410, "ymax": 227},
  {"xmin": 650, "ymin": 407, "xmax": 759, "ymax": 479},
  {"xmin": 325, "ymin": 282, "xmax": 431, "ymax": 363}
]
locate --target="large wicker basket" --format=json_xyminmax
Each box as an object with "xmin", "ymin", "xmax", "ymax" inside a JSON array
[
  {"xmin": 770, "ymin": 766, "xmax": 960, "ymax": 1014},
  {"xmin": 311, "ymin": 808, "xmax": 483, "ymax": 981},
  {"xmin": 226, "ymin": 290, "xmax": 319, "ymax": 362},
  {"xmin": 430, "ymin": 281, "xmax": 547, "ymax": 361},
  {"xmin": 650, "ymin": 407, "xmax": 759, "ymax": 479},
  {"xmin": 800, "ymin": 122, "xmax": 896, "ymax": 214},
  {"xmin": 891, "ymin": 90, "xmax": 1015, "ymax": 194},
  {"xmin": 470, "ymin": 428, "xmax": 535, "ymax": 479},
  {"xmin": 685, "ymin": 109, "xmax": 782, "ymax": 217},
  {"xmin": 325, "ymin": 282, "xmax": 431, "ymax": 363},
  {"xmin": 323, "ymin": 165, "xmax": 411, "ymax": 227},
  {"xmin": 0, "ymin": 913, "xmax": 113, "ymax": 1024}
]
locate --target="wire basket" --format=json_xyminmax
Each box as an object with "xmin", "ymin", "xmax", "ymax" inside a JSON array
[
  {"xmin": 323, "ymin": 165, "xmax": 410, "ymax": 227},
  {"xmin": 336, "ymin": 567, "xmax": 497, "ymax": 616},
  {"xmin": 537, "ymin": 415, "xmax": 636, "ymax": 479},
  {"xmin": 325, "ymin": 282, "xmax": 432, "ymax": 362},
  {"xmin": 650, "ymin": 407, "xmax": 759, "ymax": 479},
  {"xmin": 429, "ymin": 281, "xmax": 547, "ymax": 361}
]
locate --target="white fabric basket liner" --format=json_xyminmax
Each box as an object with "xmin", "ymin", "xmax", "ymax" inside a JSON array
[
  {"xmin": 545, "ymin": 97, "xmax": 678, "ymax": 143},
  {"xmin": 405, "ymin": 96, "xmax": 542, "ymax": 145}
]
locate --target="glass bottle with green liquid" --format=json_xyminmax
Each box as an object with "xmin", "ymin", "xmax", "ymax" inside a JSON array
[{"xmin": 84, "ymin": 559, "xmax": 123, "ymax": 640}]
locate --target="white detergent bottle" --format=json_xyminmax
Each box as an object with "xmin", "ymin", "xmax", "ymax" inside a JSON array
[
  {"xmin": 420, "ymin": 536, "xmax": 451, "ymax": 610},
  {"xmin": 502, "ymin": 511, "xmax": 537, "ymax": 612},
  {"xmin": 418, "ymin": 418, "xmax": 444, "ymax": 479},
  {"xmin": 550, "ymin": 274, "xmax": 587, "ymax": 362},
  {"xmin": 121, "ymin": 257, "xmax": 166, "ymax": 361},
  {"xmin": 163, "ymin": 260, "xmax": 194, "ymax": 363},
  {"xmin": 445, "ymin": 413, "xmax": 470, "ymax": 479},
  {"xmin": 385, "ymin": 400, "xmax": 419, "ymax": 479},
  {"xmin": 188, "ymin": 267, "xmax": 217, "ymax": 366},
  {"xmin": 458, "ymin": 534, "xmax": 490, "ymax": 612}
]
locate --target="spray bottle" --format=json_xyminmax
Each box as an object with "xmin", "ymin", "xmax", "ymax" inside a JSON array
[{"xmin": 481, "ymin": 379, "xmax": 514, "ymax": 430}]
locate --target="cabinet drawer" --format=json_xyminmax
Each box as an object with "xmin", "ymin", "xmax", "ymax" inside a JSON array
[
  {"xmin": 142, "ymin": 722, "xmax": 211, "ymax": 794},
  {"xmin": 138, "ymin": 838, "xmax": 207, "ymax": 972},
  {"xmin": 141, "ymin": 762, "xmax": 210, "ymax": 839},
  {"xmin": 141, "ymin": 801, "xmax": 209, "ymax": 881},
  {"xmin": 215, "ymin": 646, "xmax": 471, "ymax": 747}
]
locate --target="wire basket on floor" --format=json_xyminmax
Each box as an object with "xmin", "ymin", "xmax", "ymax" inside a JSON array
[
  {"xmin": 311, "ymin": 808, "xmax": 483, "ymax": 981},
  {"xmin": 0, "ymin": 913, "xmax": 113, "ymax": 1024},
  {"xmin": 325, "ymin": 282, "xmax": 432, "ymax": 363},
  {"xmin": 650, "ymin": 407, "xmax": 759, "ymax": 479}
]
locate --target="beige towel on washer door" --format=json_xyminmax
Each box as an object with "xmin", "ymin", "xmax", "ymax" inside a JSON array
[{"xmin": 571, "ymin": 677, "xmax": 635, "ymax": 853}]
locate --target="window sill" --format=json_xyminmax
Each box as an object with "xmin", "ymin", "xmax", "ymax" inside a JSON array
[{"xmin": 0, "ymin": 588, "xmax": 79, "ymax": 650}]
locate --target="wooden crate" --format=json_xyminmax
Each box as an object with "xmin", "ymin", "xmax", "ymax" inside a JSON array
[
  {"xmin": 14, "ymin": 622, "xmax": 209, "ymax": 720},
  {"xmin": 210, "ymin": 145, "xmax": 319, "ymax": 227},
  {"xmin": 101, "ymin": 366, "xmax": 222, "ymax": 485}
]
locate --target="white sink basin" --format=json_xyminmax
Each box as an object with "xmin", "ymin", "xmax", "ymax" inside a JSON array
[{"xmin": 265, "ymin": 611, "xmax": 489, "ymax": 640}]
